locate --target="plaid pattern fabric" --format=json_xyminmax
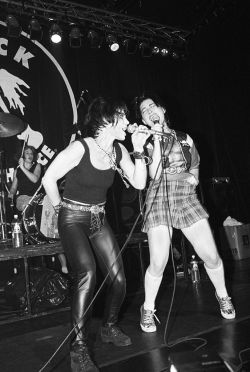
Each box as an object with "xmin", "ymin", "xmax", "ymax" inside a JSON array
[{"xmin": 142, "ymin": 179, "xmax": 209, "ymax": 232}]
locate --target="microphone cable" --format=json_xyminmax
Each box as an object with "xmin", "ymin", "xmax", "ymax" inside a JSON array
[
  {"xmin": 37, "ymin": 145, "xmax": 164, "ymax": 372},
  {"xmin": 161, "ymin": 132, "xmax": 208, "ymax": 353}
]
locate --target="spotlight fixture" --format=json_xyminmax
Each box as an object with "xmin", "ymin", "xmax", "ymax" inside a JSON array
[
  {"xmin": 171, "ymin": 51, "xmax": 179, "ymax": 59},
  {"xmin": 122, "ymin": 38, "xmax": 138, "ymax": 55},
  {"xmin": 49, "ymin": 23, "xmax": 62, "ymax": 44},
  {"xmin": 6, "ymin": 14, "xmax": 21, "ymax": 38},
  {"xmin": 152, "ymin": 46, "xmax": 160, "ymax": 55},
  {"xmin": 160, "ymin": 48, "xmax": 169, "ymax": 56},
  {"xmin": 29, "ymin": 17, "xmax": 42, "ymax": 41},
  {"xmin": 87, "ymin": 30, "xmax": 103, "ymax": 49},
  {"xmin": 69, "ymin": 26, "xmax": 82, "ymax": 48},
  {"xmin": 106, "ymin": 34, "xmax": 119, "ymax": 52},
  {"xmin": 139, "ymin": 42, "xmax": 152, "ymax": 57}
]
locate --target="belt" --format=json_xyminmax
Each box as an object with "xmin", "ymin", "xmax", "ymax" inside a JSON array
[{"xmin": 62, "ymin": 200, "xmax": 105, "ymax": 214}]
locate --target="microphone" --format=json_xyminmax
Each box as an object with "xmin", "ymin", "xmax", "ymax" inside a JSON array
[{"xmin": 127, "ymin": 123, "xmax": 171, "ymax": 138}]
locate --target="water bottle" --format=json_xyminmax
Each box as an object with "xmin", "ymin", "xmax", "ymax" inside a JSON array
[
  {"xmin": 190, "ymin": 255, "xmax": 200, "ymax": 283},
  {"xmin": 11, "ymin": 214, "xmax": 23, "ymax": 248}
]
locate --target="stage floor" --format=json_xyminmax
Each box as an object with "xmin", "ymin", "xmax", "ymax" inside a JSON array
[{"xmin": 0, "ymin": 257, "xmax": 249, "ymax": 372}]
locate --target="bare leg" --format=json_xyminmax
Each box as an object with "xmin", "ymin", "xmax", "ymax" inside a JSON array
[
  {"xmin": 182, "ymin": 218, "xmax": 235, "ymax": 319},
  {"xmin": 140, "ymin": 225, "xmax": 172, "ymax": 333}
]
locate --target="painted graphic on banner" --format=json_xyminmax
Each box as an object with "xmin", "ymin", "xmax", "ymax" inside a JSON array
[{"xmin": 0, "ymin": 21, "xmax": 77, "ymax": 186}]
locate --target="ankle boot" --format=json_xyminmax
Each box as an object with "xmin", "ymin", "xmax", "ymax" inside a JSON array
[
  {"xmin": 70, "ymin": 342, "xmax": 99, "ymax": 372},
  {"xmin": 100, "ymin": 324, "xmax": 132, "ymax": 347}
]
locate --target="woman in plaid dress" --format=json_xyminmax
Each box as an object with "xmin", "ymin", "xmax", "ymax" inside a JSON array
[{"xmin": 134, "ymin": 94, "xmax": 235, "ymax": 333}]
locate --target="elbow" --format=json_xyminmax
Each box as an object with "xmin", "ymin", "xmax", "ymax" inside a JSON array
[{"xmin": 135, "ymin": 181, "xmax": 146, "ymax": 190}]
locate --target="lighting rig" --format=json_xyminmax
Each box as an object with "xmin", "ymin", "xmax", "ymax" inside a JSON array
[{"xmin": 0, "ymin": 0, "xmax": 190, "ymax": 59}]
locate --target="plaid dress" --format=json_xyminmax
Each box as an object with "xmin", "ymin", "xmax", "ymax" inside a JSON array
[
  {"xmin": 142, "ymin": 130, "xmax": 209, "ymax": 232},
  {"xmin": 142, "ymin": 178, "xmax": 209, "ymax": 232}
]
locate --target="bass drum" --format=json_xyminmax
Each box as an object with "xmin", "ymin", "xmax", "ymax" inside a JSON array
[{"xmin": 22, "ymin": 193, "xmax": 59, "ymax": 244}]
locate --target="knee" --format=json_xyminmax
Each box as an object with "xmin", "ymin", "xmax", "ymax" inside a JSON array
[
  {"xmin": 149, "ymin": 259, "xmax": 167, "ymax": 276},
  {"xmin": 74, "ymin": 270, "xmax": 96, "ymax": 291}
]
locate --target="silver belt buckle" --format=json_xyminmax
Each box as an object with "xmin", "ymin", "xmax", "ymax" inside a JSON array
[{"xmin": 90, "ymin": 205, "xmax": 100, "ymax": 214}]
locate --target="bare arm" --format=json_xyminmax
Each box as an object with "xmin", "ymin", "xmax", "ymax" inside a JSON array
[
  {"xmin": 42, "ymin": 141, "xmax": 85, "ymax": 207},
  {"xmin": 8, "ymin": 169, "xmax": 18, "ymax": 198},
  {"xmin": 19, "ymin": 159, "xmax": 42, "ymax": 183},
  {"xmin": 119, "ymin": 126, "xmax": 151, "ymax": 189}
]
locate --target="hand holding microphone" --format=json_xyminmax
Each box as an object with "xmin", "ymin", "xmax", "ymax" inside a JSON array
[
  {"xmin": 129, "ymin": 124, "xmax": 151, "ymax": 151},
  {"xmin": 127, "ymin": 122, "xmax": 171, "ymax": 139}
]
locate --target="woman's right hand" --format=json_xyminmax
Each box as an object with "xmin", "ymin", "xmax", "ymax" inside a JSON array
[{"xmin": 18, "ymin": 157, "xmax": 24, "ymax": 168}]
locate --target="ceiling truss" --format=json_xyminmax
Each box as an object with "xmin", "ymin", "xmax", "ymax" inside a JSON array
[{"xmin": 0, "ymin": 0, "xmax": 190, "ymax": 48}]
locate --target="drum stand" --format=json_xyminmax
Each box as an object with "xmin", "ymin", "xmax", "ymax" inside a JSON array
[{"xmin": 0, "ymin": 150, "xmax": 8, "ymax": 242}]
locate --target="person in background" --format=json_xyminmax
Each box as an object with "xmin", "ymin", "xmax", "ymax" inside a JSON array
[
  {"xmin": 134, "ymin": 94, "xmax": 235, "ymax": 334},
  {"xmin": 8, "ymin": 146, "xmax": 42, "ymax": 212},
  {"xmin": 42, "ymin": 97, "xmax": 150, "ymax": 372},
  {"xmin": 8, "ymin": 145, "xmax": 68, "ymax": 273}
]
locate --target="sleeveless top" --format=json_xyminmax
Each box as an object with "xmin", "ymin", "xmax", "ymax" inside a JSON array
[
  {"xmin": 63, "ymin": 138, "xmax": 122, "ymax": 204},
  {"xmin": 16, "ymin": 163, "xmax": 41, "ymax": 196}
]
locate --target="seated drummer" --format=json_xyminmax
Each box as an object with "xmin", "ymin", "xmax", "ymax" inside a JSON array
[
  {"xmin": 8, "ymin": 146, "xmax": 68, "ymax": 274},
  {"xmin": 8, "ymin": 145, "xmax": 42, "ymax": 212}
]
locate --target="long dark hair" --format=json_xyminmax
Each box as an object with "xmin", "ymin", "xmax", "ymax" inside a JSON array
[
  {"xmin": 83, "ymin": 96, "xmax": 128, "ymax": 138},
  {"xmin": 23, "ymin": 145, "xmax": 38, "ymax": 162},
  {"xmin": 133, "ymin": 93, "xmax": 170, "ymax": 126}
]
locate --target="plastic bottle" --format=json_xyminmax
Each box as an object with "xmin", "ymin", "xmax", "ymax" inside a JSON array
[
  {"xmin": 11, "ymin": 214, "xmax": 23, "ymax": 248},
  {"xmin": 190, "ymin": 255, "xmax": 200, "ymax": 283}
]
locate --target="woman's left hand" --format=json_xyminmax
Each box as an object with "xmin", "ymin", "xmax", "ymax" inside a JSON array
[{"xmin": 131, "ymin": 125, "xmax": 151, "ymax": 151}]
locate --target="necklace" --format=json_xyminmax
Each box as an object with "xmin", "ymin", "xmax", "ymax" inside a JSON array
[
  {"xmin": 94, "ymin": 139, "xmax": 130, "ymax": 188},
  {"xmin": 94, "ymin": 140, "xmax": 117, "ymax": 170}
]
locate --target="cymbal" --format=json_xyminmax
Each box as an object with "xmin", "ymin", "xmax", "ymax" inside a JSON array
[{"xmin": 0, "ymin": 112, "xmax": 27, "ymax": 138}]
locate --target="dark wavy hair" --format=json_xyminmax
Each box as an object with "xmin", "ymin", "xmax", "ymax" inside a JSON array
[
  {"xmin": 23, "ymin": 145, "xmax": 38, "ymax": 162},
  {"xmin": 83, "ymin": 96, "xmax": 128, "ymax": 138},
  {"xmin": 133, "ymin": 93, "xmax": 170, "ymax": 125}
]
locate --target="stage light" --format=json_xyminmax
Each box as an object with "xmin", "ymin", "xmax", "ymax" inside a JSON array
[
  {"xmin": 160, "ymin": 48, "xmax": 169, "ymax": 56},
  {"xmin": 139, "ymin": 42, "xmax": 152, "ymax": 57},
  {"xmin": 123, "ymin": 38, "xmax": 138, "ymax": 55},
  {"xmin": 49, "ymin": 23, "xmax": 62, "ymax": 44},
  {"xmin": 152, "ymin": 46, "xmax": 160, "ymax": 55},
  {"xmin": 6, "ymin": 14, "xmax": 21, "ymax": 38},
  {"xmin": 29, "ymin": 17, "xmax": 42, "ymax": 41},
  {"xmin": 106, "ymin": 34, "xmax": 119, "ymax": 52},
  {"xmin": 87, "ymin": 30, "xmax": 103, "ymax": 49},
  {"xmin": 171, "ymin": 51, "xmax": 179, "ymax": 59},
  {"xmin": 69, "ymin": 26, "xmax": 82, "ymax": 48}
]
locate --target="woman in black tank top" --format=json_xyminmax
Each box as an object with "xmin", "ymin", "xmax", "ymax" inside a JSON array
[
  {"xmin": 43, "ymin": 97, "xmax": 150, "ymax": 372},
  {"xmin": 8, "ymin": 146, "xmax": 42, "ymax": 212}
]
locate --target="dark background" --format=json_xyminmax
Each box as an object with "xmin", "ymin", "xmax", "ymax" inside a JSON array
[{"xmin": 0, "ymin": 0, "xmax": 249, "ymax": 228}]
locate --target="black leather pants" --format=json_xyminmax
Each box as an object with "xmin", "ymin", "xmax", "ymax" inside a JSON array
[{"xmin": 58, "ymin": 206, "xmax": 126, "ymax": 344}]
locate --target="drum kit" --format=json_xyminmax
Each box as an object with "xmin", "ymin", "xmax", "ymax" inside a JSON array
[{"xmin": 0, "ymin": 112, "xmax": 58, "ymax": 244}]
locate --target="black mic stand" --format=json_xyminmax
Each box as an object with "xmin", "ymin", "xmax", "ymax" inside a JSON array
[{"xmin": 72, "ymin": 89, "xmax": 90, "ymax": 139}]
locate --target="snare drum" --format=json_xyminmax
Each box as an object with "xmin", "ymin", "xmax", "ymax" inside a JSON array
[{"xmin": 22, "ymin": 193, "xmax": 59, "ymax": 242}]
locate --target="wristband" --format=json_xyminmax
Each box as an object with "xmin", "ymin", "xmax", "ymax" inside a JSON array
[
  {"xmin": 133, "ymin": 151, "xmax": 145, "ymax": 159},
  {"xmin": 132, "ymin": 151, "xmax": 152, "ymax": 165}
]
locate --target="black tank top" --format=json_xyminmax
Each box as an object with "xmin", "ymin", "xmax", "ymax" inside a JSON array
[
  {"xmin": 16, "ymin": 163, "xmax": 41, "ymax": 196},
  {"xmin": 63, "ymin": 139, "xmax": 122, "ymax": 204}
]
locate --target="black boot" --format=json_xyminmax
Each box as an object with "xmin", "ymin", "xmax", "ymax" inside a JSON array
[
  {"xmin": 100, "ymin": 324, "xmax": 132, "ymax": 347},
  {"xmin": 70, "ymin": 342, "xmax": 99, "ymax": 372}
]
